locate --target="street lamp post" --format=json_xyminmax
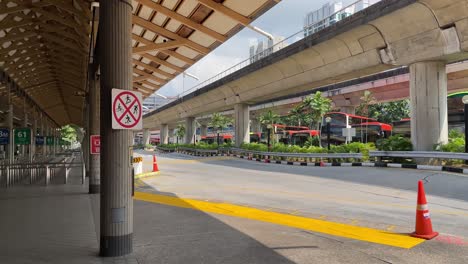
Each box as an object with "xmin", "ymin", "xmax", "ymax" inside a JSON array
[
  {"xmin": 462, "ymin": 95, "xmax": 468, "ymax": 164},
  {"xmin": 325, "ymin": 117, "xmax": 332, "ymax": 151}
]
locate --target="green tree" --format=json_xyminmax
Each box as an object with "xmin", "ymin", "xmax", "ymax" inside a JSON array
[
  {"xmin": 209, "ymin": 113, "xmax": 233, "ymax": 145},
  {"xmin": 175, "ymin": 124, "xmax": 185, "ymax": 144},
  {"xmin": 356, "ymin": 90, "xmax": 377, "ymax": 117},
  {"xmin": 288, "ymin": 104, "xmax": 310, "ymax": 127},
  {"xmin": 61, "ymin": 125, "xmax": 77, "ymax": 144},
  {"xmin": 366, "ymin": 100, "xmax": 410, "ymax": 124},
  {"xmin": 259, "ymin": 110, "xmax": 280, "ymax": 145},
  {"xmin": 302, "ymin": 91, "xmax": 332, "ymax": 131}
]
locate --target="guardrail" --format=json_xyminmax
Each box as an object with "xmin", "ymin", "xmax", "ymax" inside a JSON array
[
  {"xmin": 156, "ymin": 146, "xmax": 176, "ymax": 152},
  {"xmin": 177, "ymin": 147, "xmax": 218, "ymax": 156},
  {"xmin": 226, "ymin": 148, "xmax": 363, "ymax": 159},
  {"xmin": 369, "ymin": 151, "xmax": 468, "ymax": 160},
  {"xmin": 0, "ymin": 156, "xmax": 84, "ymax": 188}
]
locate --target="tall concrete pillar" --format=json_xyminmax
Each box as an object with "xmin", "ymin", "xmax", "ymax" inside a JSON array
[
  {"xmin": 99, "ymin": 0, "xmax": 133, "ymax": 256},
  {"xmin": 410, "ymin": 61, "xmax": 448, "ymax": 151},
  {"xmin": 89, "ymin": 69, "xmax": 100, "ymax": 194},
  {"xmin": 168, "ymin": 129, "xmax": 174, "ymax": 144},
  {"xmin": 200, "ymin": 124, "xmax": 208, "ymax": 137},
  {"xmin": 234, "ymin": 104, "xmax": 250, "ymax": 147},
  {"xmin": 142, "ymin": 129, "xmax": 150, "ymax": 145},
  {"xmin": 8, "ymin": 104, "xmax": 14, "ymax": 163},
  {"xmin": 161, "ymin": 124, "xmax": 169, "ymax": 144},
  {"xmin": 185, "ymin": 117, "xmax": 195, "ymax": 144},
  {"xmin": 340, "ymin": 106, "xmax": 356, "ymax": 115}
]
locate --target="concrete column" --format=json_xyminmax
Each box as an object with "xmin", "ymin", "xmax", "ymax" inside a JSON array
[
  {"xmin": 8, "ymin": 104, "xmax": 14, "ymax": 163},
  {"xmin": 161, "ymin": 124, "xmax": 169, "ymax": 144},
  {"xmin": 250, "ymin": 118, "xmax": 261, "ymax": 133},
  {"xmin": 31, "ymin": 113, "xmax": 37, "ymax": 162},
  {"xmin": 234, "ymin": 104, "xmax": 250, "ymax": 147},
  {"xmin": 99, "ymin": 0, "xmax": 133, "ymax": 256},
  {"xmin": 89, "ymin": 69, "xmax": 100, "ymax": 194},
  {"xmin": 185, "ymin": 117, "xmax": 195, "ymax": 144},
  {"xmin": 410, "ymin": 61, "xmax": 448, "ymax": 151},
  {"xmin": 168, "ymin": 129, "xmax": 174, "ymax": 144},
  {"xmin": 340, "ymin": 106, "xmax": 356, "ymax": 115},
  {"xmin": 142, "ymin": 129, "xmax": 150, "ymax": 145},
  {"xmin": 200, "ymin": 125, "xmax": 208, "ymax": 137}
]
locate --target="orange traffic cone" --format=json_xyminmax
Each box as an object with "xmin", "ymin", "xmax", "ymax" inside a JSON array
[
  {"xmin": 153, "ymin": 155, "xmax": 159, "ymax": 172},
  {"xmin": 411, "ymin": 180, "xmax": 438, "ymax": 239}
]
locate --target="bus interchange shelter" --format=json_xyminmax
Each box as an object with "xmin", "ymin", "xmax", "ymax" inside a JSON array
[{"xmin": 0, "ymin": 0, "xmax": 281, "ymax": 257}]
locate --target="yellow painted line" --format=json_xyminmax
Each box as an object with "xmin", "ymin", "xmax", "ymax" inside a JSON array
[
  {"xmin": 134, "ymin": 191, "xmax": 424, "ymax": 249},
  {"xmin": 135, "ymin": 171, "xmax": 160, "ymax": 179}
]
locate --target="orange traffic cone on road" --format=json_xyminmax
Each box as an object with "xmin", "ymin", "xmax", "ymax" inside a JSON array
[
  {"xmin": 153, "ymin": 155, "xmax": 159, "ymax": 172},
  {"xmin": 411, "ymin": 180, "xmax": 438, "ymax": 239}
]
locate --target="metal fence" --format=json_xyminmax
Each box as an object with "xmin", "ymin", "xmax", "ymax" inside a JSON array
[{"xmin": 0, "ymin": 151, "xmax": 84, "ymax": 188}]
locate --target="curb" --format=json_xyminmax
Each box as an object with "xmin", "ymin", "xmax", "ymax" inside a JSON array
[
  {"xmin": 172, "ymin": 151, "xmax": 468, "ymax": 175},
  {"xmin": 135, "ymin": 171, "xmax": 160, "ymax": 179},
  {"xmin": 228, "ymin": 154, "xmax": 468, "ymax": 175}
]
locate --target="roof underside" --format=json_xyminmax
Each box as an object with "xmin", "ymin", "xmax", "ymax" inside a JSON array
[{"xmin": 0, "ymin": 0, "xmax": 280, "ymax": 127}]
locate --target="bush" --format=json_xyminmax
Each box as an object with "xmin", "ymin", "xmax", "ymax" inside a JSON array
[
  {"xmin": 438, "ymin": 130, "xmax": 465, "ymax": 153},
  {"xmin": 158, "ymin": 144, "xmax": 178, "ymax": 150},
  {"xmin": 376, "ymin": 135, "xmax": 412, "ymax": 151}
]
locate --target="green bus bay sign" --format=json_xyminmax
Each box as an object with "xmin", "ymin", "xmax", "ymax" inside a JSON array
[{"xmin": 14, "ymin": 128, "xmax": 31, "ymax": 145}]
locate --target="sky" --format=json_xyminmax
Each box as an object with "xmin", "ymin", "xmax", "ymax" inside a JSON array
[{"xmin": 156, "ymin": 0, "xmax": 352, "ymax": 97}]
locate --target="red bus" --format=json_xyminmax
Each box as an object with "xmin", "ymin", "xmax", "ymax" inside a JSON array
[{"xmin": 321, "ymin": 112, "xmax": 392, "ymax": 144}]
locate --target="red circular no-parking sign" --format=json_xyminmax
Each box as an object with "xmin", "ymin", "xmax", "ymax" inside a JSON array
[{"xmin": 112, "ymin": 90, "xmax": 142, "ymax": 129}]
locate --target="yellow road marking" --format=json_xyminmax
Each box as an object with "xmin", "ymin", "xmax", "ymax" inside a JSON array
[
  {"xmin": 134, "ymin": 191, "xmax": 424, "ymax": 249},
  {"xmin": 145, "ymin": 182, "xmax": 468, "ymax": 217}
]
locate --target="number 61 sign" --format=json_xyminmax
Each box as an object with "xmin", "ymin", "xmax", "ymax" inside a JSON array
[{"xmin": 14, "ymin": 128, "xmax": 31, "ymax": 145}]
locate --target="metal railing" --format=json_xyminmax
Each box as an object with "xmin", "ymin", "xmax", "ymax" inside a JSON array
[
  {"xmin": 0, "ymin": 152, "xmax": 84, "ymax": 188},
  {"xmin": 369, "ymin": 151, "xmax": 468, "ymax": 160},
  {"xmin": 150, "ymin": 0, "xmax": 373, "ymax": 106},
  {"xmin": 227, "ymin": 148, "xmax": 362, "ymax": 159}
]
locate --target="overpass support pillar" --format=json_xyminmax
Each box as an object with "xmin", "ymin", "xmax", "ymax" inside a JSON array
[
  {"xmin": 185, "ymin": 117, "xmax": 196, "ymax": 144},
  {"xmin": 340, "ymin": 106, "xmax": 355, "ymax": 115},
  {"xmin": 99, "ymin": 0, "xmax": 133, "ymax": 257},
  {"xmin": 410, "ymin": 61, "xmax": 448, "ymax": 151},
  {"xmin": 235, "ymin": 104, "xmax": 250, "ymax": 147},
  {"xmin": 200, "ymin": 125, "xmax": 208, "ymax": 137},
  {"xmin": 142, "ymin": 129, "xmax": 150, "ymax": 145},
  {"xmin": 161, "ymin": 124, "xmax": 169, "ymax": 144},
  {"xmin": 89, "ymin": 68, "xmax": 100, "ymax": 194}
]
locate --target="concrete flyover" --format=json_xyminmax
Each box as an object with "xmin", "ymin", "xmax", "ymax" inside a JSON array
[{"xmin": 144, "ymin": 0, "xmax": 468, "ymax": 150}]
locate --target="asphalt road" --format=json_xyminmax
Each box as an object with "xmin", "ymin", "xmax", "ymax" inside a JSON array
[{"xmin": 135, "ymin": 150, "xmax": 468, "ymax": 263}]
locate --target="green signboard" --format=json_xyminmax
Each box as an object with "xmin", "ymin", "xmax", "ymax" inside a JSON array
[
  {"xmin": 14, "ymin": 128, "xmax": 31, "ymax": 145},
  {"xmin": 46, "ymin": 136, "xmax": 54, "ymax": 146}
]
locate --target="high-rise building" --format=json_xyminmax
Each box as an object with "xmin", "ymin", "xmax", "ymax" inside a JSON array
[
  {"xmin": 304, "ymin": 0, "xmax": 381, "ymax": 37},
  {"xmin": 249, "ymin": 36, "xmax": 287, "ymax": 64}
]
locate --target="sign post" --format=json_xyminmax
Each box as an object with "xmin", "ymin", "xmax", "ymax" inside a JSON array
[
  {"xmin": 14, "ymin": 128, "xmax": 31, "ymax": 145},
  {"xmin": 90, "ymin": 135, "xmax": 100, "ymax": 154},
  {"xmin": 111, "ymin": 89, "xmax": 142, "ymax": 130},
  {"xmin": 46, "ymin": 136, "xmax": 54, "ymax": 146},
  {"xmin": 0, "ymin": 128, "xmax": 9, "ymax": 145}
]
